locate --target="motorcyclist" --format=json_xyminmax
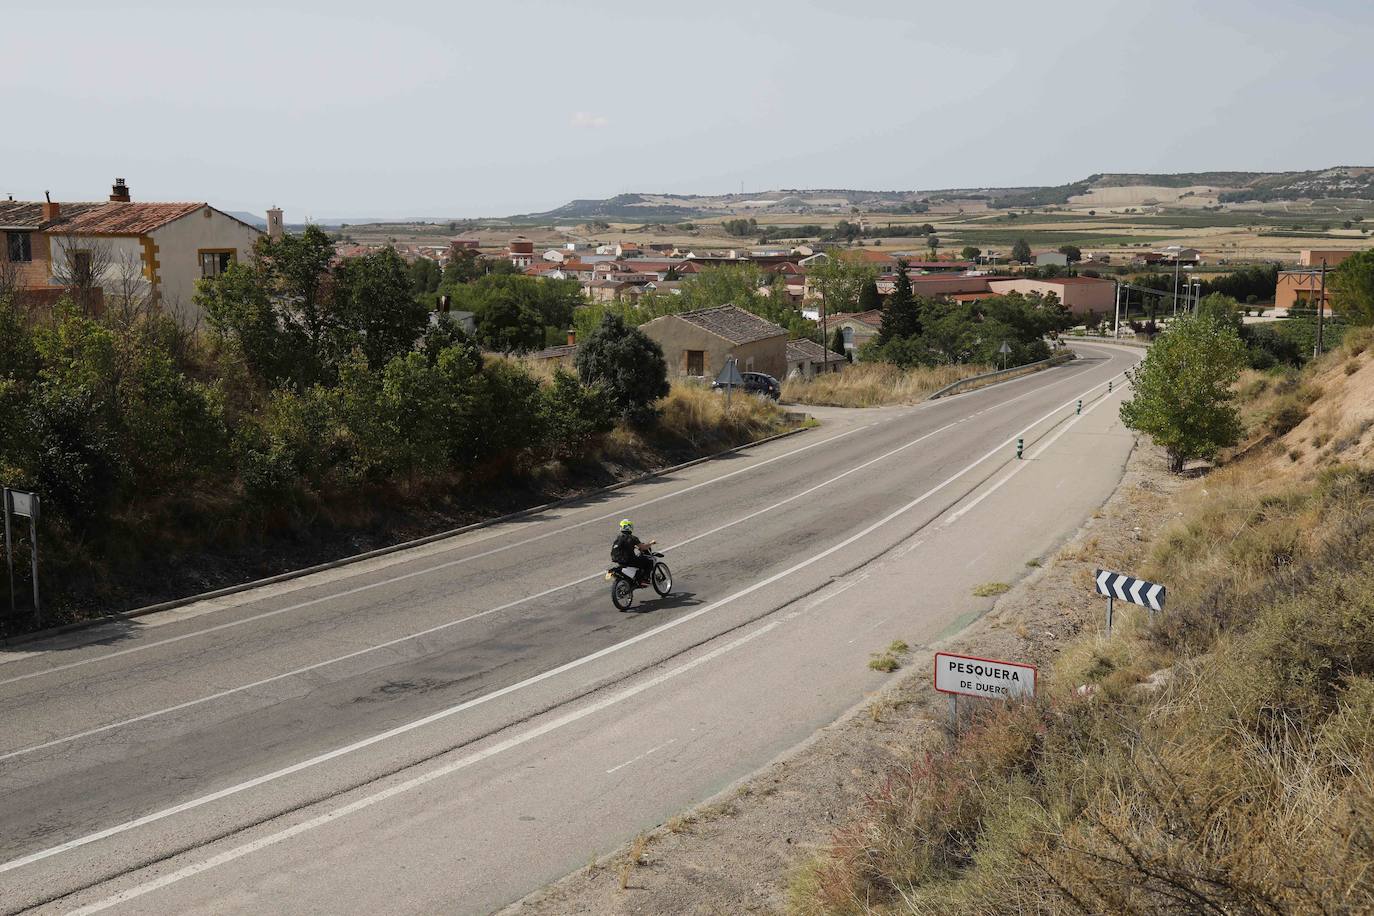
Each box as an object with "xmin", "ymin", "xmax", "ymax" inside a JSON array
[{"xmin": 611, "ymin": 519, "xmax": 656, "ymax": 586}]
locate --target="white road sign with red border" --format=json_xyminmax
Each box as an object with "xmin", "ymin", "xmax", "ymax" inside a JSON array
[{"xmin": 934, "ymin": 651, "xmax": 1036, "ymax": 700}]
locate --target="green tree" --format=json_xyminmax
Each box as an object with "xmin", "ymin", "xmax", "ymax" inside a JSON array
[
  {"xmin": 1119, "ymin": 313, "xmax": 1247, "ymax": 473},
  {"xmin": 927, "ymin": 235, "xmax": 940, "ymax": 254},
  {"xmin": 408, "ymin": 256, "xmax": 442, "ymax": 297},
  {"xmin": 1058, "ymin": 244, "xmax": 1082, "ymax": 263},
  {"xmin": 574, "ymin": 313, "xmax": 669, "ymax": 426},
  {"xmin": 474, "ymin": 287, "xmax": 544, "ymax": 353},
  {"xmin": 830, "ymin": 326, "xmax": 850, "ymax": 362},
  {"xmin": 258, "ymin": 224, "xmax": 338, "ymax": 356},
  {"xmin": 960, "ymin": 246, "xmax": 982, "ymax": 262},
  {"xmin": 1011, "ymin": 238, "xmax": 1032, "ymax": 263},
  {"xmin": 857, "ymin": 278, "xmax": 881, "ymax": 312},
  {"xmin": 333, "ymin": 248, "xmax": 430, "ymax": 370},
  {"xmin": 807, "ymin": 256, "xmax": 874, "ymax": 315},
  {"xmin": 879, "ymin": 262, "xmax": 920, "ymax": 343},
  {"xmin": 1330, "ymin": 248, "xmax": 1374, "ymax": 325}
]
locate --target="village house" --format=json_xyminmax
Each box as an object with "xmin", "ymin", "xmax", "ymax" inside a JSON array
[
  {"xmin": 786, "ymin": 337, "xmax": 847, "ymax": 379},
  {"xmin": 0, "ymin": 178, "xmax": 263, "ymax": 325},
  {"xmin": 1274, "ymin": 249, "xmax": 1360, "ymax": 311},
  {"xmin": 827, "ymin": 309, "xmax": 885, "ymax": 358},
  {"xmin": 1032, "ymin": 250, "xmax": 1069, "ymax": 267},
  {"xmin": 640, "ymin": 305, "xmax": 788, "ymax": 381}
]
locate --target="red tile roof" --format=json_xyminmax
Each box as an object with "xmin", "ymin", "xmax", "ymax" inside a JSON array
[{"xmin": 45, "ymin": 201, "xmax": 207, "ymax": 235}]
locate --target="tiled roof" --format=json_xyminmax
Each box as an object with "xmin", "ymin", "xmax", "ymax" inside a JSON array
[
  {"xmin": 47, "ymin": 201, "xmax": 206, "ymax": 235},
  {"xmin": 786, "ymin": 337, "xmax": 846, "ymax": 362},
  {"xmin": 529, "ymin": 344, "xmax": 578, "ymax": 361},
  {"xmin": 835, "ymin": 309, "xmax": 884, "ymax": 329},
  {"xmin": 0, "ymin": 201, "xmax": 102, "ymax": 230},
  {"xmin": 674, "ymin": 305, "xmax": 787, "ymax": 345}
]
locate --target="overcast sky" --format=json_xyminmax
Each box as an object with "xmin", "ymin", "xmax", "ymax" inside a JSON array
[{"xmin": 6, "ymin": 0, "xmax": 1373, "ymax": 219}]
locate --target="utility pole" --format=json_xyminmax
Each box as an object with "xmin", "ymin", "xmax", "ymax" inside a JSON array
[
  {"xmin": 820, "ymin": 295, "xmax": 829, "ymax": 374},
  {"xmin": 1113, "ymin": 279, "xmax": 1122, "ymax": 338},
  {"xmin": 1172, "ymin": 248, "xmax": 1182, "ymax": 317},
  {"xmin": 1315, "ymin": 262, "xmax": 1328, "ymax": 358}
]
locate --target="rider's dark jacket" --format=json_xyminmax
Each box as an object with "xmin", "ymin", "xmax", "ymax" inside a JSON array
[{"xmin": 611, "ymin": 530, "xmax": 643, "ymax": 564}]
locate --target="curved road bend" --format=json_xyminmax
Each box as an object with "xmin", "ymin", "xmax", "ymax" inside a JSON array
[{"xmin": 0, "ymin": 343, "xmax": 1140, "ymax": 914}]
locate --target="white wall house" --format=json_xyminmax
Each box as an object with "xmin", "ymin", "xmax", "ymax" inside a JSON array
[{"xmin": 38, "ymin": 181, "xmax": 262, "ymax": 325}]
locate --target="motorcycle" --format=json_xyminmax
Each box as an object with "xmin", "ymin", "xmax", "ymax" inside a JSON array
[{"xmin": 606, "ymin": 551, "xmax": 672, "ymax": 611}]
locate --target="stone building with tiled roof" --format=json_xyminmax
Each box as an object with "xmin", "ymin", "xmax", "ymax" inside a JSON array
[
  {"xmin": 0, "ymin": 178, "xmax": 262, "ymax": 324},
  {"xmin": 639, "ymin": 304, "xmax": 788, "ymax": 381}
]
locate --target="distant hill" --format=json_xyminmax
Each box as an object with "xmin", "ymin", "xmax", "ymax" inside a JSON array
[
  {"xmin": 516, "ymin": 167, "xmax": 1374, "ymax": 222},
  {"xmin": 227, "ymin": 210, "xmax": 268, "ymax": 228}
]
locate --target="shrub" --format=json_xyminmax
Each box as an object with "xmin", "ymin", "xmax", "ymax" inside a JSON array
[{"xmin": 574, "ymin": 313, "xmax": 670, "ymax": 426}]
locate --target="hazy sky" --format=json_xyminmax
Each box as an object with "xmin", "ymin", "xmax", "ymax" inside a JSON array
[{"xmin": 6, "ymin": 0, "xmax": 1373, "ymax": 219}]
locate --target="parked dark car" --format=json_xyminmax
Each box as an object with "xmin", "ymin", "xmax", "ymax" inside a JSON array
[{"xmin": 713, "ymin": 371, "xmax": 781, "ymax": 401}]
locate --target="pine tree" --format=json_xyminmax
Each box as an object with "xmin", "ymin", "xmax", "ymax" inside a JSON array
[
  {"xmin": 830, "ymin": 326, "xmax": 850, "ymax": 362},
  {"xmin": 857, "ymin": 279, "xmax": 881, "ymax": 312},
  {"xmin": 879, "ymin": 261, "xmax": 920, "ymax": 343}
]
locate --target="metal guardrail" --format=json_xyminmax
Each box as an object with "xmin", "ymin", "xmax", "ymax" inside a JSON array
[
  {"xmin": 1067, "ymin": 334, "xmax": 1152, "ymax": 349},
  {"xmin": 928, "ymin": 350, "xmax": 1076, "ymax": 400}
]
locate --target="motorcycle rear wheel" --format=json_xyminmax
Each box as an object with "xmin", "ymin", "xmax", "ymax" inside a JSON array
[{"xmin": 611, "ymin": 578, "xmax": 634, "ymax": 611}]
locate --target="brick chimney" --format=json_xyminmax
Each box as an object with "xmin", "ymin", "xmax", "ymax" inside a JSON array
[
  {"xmin": 41, "ymin": 190, "xmax": 60, "ymax": 222},
  {"xmin": 109, "ymin": 178, "xmax": 131, "ymax": 202}
]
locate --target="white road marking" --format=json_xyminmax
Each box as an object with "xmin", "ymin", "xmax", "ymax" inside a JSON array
[
  {"xmin": 59, "ymin": 623, "xmax": 782, "ymax": 916},
  {"xmin": 0, "ymin": 369, "xmax": 1119, "ymax": 877},
  {"xmin": 605, "ymin": 738, "xmax": 677, "ymax": 775},
  {"xmin": 0, "ymin": 364, "xmax": 1107, "ymax": 762}
]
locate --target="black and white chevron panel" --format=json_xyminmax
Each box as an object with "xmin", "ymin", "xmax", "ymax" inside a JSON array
[{"xmin": 1094, "ymin": 569, "xmax": 1166, "ymax": 612}]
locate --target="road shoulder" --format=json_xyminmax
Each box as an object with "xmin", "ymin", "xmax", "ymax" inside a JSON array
[{"xmin": 503, "ymin": 437, "xmax": 1183, "ymax": 915}]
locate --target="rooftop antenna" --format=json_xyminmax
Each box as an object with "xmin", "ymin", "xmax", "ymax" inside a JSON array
[{"xmin": 44, "ymin": 190, "xmax": 51, "ymax": 203}]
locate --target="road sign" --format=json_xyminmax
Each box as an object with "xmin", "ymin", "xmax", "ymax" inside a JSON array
[
  {"xmin": 1094, "ymin": 569, "xmax": 1165, "ymax": 612},
  {"xmin": 715, "ymin": 358, "xmax": 744, "ymax": 387},
  {"xmin": 3, "ymin": 488, "xmax": 41, "ymax": 625},
  {"xmin": 997, "ymin": 341, "xmax": 1011, "ymax": 355},
  {"xmin": 934, "ymin": 651, "xmax": 1036, "ymax": 700},
  {"xmin": 9, "ymin": 491, "xmax": 34, "ymax": 518}
]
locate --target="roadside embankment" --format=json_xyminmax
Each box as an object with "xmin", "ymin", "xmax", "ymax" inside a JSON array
[{"xmin": 789, "ymin": 326, "xmax": 1374, "ymax": 913}]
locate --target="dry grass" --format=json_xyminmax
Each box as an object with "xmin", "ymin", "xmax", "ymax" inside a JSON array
[
  {"xmin": 971, "ymin": 581, "xmax": 1010, "ymax": 597},
  {"xmin": 654, "ymin": 382, "xmax": 791, "ymax": 449},
  {"xmin": 790, "ymin": 339, "xmax": 1374, "ymax": 915},
  {"xmin": 782, "ymin": 362, "xmax": 990, "ymax": 408}
]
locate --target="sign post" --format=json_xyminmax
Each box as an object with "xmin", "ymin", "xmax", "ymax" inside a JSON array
[
  {"xmin": 3, "ymin": 488, "xmax": 41, "ymax": 626},
  {"xmin": 934, "ymin": 651, "xmax": 1037, "ymax": 734},
  {"xmin": 1094, "ymin": 568, "xmax": 1165, "ymax": 635},
  {"xmin": 997, "ymin": 340, "xmax": 1011, "ymax": 371},
  {"xmin": 715, "ymin": 357, "xmax": 744, "ymax": 410}
]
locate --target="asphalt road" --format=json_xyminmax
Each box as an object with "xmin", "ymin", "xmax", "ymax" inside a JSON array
[{"xmin": 0, "ymin": 343, "xmax": 1141, "ymax": 915}]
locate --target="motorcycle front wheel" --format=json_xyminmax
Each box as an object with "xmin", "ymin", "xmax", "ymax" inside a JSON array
[
  {"xmin": 651, "ymin": 562, "xmax": 673, "ymax": 596},
  {"xmin": 612, "ymin": 578, "xmax": 635, "ymax": 611}
]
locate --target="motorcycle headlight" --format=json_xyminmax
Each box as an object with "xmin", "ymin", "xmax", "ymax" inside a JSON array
[{"xmin": 604, "ymin": 572, "xmax": 614, "ymax": 580}]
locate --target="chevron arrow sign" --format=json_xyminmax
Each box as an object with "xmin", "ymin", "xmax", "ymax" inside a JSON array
[{"xmin": 1095, "ymin": 569, "xmax": 1166, "ymax": 612}]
